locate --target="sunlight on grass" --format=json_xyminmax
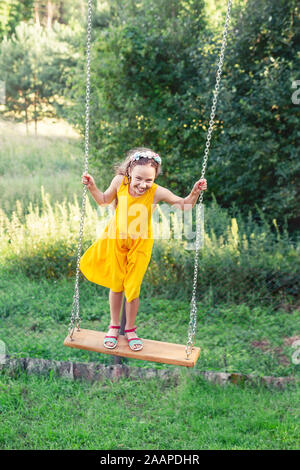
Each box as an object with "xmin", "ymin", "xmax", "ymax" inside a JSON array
[
  {"xmin": 0, "ymin": 117, "xmax": 80, "ymax": 139},
  {"xmin": 0, "ymin": 188, "xmax": 98, "ymax": 258},
  {"xmin": 0, "ymin": 118, "xmax": 83, "ymax": 214},
  {"xmin": 1, "ymin": 186, "xmax": 295, "ymax": 261},
  {"xmin": 0, "ymin": 184, "xmax": 299, "ymax": 310}
]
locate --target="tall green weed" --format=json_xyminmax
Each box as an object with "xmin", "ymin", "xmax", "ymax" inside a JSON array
[{"xmin": 0, "ymin": 187, "xmax": 299, "ymax": 306}]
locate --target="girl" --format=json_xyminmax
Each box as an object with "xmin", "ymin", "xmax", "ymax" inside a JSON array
[{"xmin": 80, "ymin": 147, "xmax": 207, "ymax": 351}]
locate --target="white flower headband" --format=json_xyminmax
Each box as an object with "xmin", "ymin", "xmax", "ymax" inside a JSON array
[{"xmin": 131, "ymin": 151, "xmax": 161, "ymax": 165}]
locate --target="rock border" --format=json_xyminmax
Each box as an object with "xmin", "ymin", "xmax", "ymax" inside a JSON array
[{"xmin": 0, "ymin": 355, "xmax": 298, "ymax": 389}]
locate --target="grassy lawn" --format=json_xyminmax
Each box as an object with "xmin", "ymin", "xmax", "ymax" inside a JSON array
[
  {"xmin": 1, "ymin": 269, "xmax": 299, "ymax": 377},
  {"xmin": 0, "ymin": 117, "xmax": 299, "ymax": 450},
  {"xmin": 0, "ymin": 118, "xmax": 83, "ymax": 215},
  {"xmin": 2, "ymin": 272, "xmax": 299, "ymax": 451},
  {"xmin": 1, "ymin": 369, "xmax": 299, "ymax": 450}
]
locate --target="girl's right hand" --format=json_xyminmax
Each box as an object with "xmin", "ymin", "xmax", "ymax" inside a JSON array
[{"xmin": 82, "ymin": 172, "xmax": 96, "ymax": 189}]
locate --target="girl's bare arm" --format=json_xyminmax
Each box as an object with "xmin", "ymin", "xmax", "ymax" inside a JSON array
[
  {"xmin": 82, "ymin": 173, "xmax": 123, "ymax": 206},
  {"xmin": 154, "ymin": 179, "xmax": 207, "ymax": 211}
]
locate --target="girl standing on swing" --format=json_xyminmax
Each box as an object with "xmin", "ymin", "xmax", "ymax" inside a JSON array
[{"xmin": 80, "ymin": 147, "xmax": 207, "ymax": 351}]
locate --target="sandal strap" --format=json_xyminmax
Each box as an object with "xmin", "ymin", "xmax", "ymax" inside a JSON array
[
  {"xmin": 128, "ymin": 337, "xmax": 141, "ymax": 342},
  {"xmin": 128, "ymin": 339, "xmax": 143, "ymax": 350},
  {"xmin": 104, "ymin": 336, "xmax": 117, "ymax": 343},
  {"xmin": 124, "ymin": 327, "xmax": 137, "ymax": 333},
  {"xmin": 109, "ymin": 325, "xmax": 121, "ymax": 329}
]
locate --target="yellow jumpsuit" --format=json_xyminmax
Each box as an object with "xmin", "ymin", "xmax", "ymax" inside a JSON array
[{"xmin": 80, "ymin": 176, "xmax": 158, "ymax": 302}]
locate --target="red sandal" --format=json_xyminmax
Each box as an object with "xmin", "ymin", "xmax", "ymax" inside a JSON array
[
  {"xmin": 104, "ymin": 325, "xmax": 120, "ymax": 349},
  {"xmin": 124, "ymin": 326, "xmax": 143, "ymax": 351}
]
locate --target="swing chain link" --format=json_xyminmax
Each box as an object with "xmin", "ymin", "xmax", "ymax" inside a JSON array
[
  {"xmin": 186, "ymin": 0, "xmax": 232, "ymax": 359},
  {"xmin": 68, "ymin": 0, "xmax": 93, "ymax": 339}
]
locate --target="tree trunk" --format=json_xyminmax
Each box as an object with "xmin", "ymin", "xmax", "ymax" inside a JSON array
[
  {"xmin": 81, "ymin": 0, "xmax": 85, "ymax": 20},
  {"xmin": 47, "ymin": 1, "xmax": 53, "ymax": 30},
  {"xmin": 24, "ymin": 99, "xmax": 29, "ymax": 136},
  {"xmin": 34, "ymin": 1, "xmax": 40, "ymax": 26},
  {"xmin": 34, "ymin": 75, "xmax": 38, "ymax": 137},
  {"xmin": 59, "ymin": 0, "xmax": 64, "ymax": 24}
]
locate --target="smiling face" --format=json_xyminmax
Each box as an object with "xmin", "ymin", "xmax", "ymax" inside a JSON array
[{"xmin": 128, "ymin": 163, "xmax": 156, "ymax": 196}]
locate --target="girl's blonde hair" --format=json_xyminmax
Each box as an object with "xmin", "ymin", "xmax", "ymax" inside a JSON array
[{"xmin": 114, "ymin": 147, "xmax": 162, "ymax": 182}]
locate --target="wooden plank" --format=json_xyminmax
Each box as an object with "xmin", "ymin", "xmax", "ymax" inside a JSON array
[{"xmin": 64, "ymin": 328, "xmax": 200, "ymax": 368}]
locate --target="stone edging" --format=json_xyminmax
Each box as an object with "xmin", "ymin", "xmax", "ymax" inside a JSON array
[{"xmin": 0, "ymin": 356, "xmax": 298, "ymax": 389}]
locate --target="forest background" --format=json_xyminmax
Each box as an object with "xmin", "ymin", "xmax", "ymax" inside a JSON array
[{"xmin": 1, "ymin": 0, "xmax": 299, "ymax": 231}]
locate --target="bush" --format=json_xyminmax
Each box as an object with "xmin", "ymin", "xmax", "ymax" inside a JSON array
[
  {"xmin": 1, "ymin": 189, "xmax": 299, "ymax": 307},
  {"xmin": 66, "ymin": 0, "xmax": 300, "ymax": 231}
]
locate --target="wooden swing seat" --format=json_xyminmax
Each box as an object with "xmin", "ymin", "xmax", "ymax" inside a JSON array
[{"xmin": 64, "ymin": 328, "xmax": 201, "ymax": 367}]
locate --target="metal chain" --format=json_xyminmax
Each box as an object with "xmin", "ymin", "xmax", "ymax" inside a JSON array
[
  {"xmin": 186, "ymin": 0, "xmax": 233, "ymax": 359},
  {"xmin": 68, "ymin": 0, "xmax": 93, "ymax": 339}
]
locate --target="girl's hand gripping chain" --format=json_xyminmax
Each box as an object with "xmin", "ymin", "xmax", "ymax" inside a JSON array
[
  {"xmin": 192, "ymin": 178, "xmax": 207, "ymax": 196},
  {"xmin": 82, "ymin": 172, "xmax": 96, "ymax": 190}
]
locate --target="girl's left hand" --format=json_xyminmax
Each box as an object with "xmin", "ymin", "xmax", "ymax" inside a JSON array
[{"xmin": 193, "ymin": 178, "xmax": 207, "ymax": 194}]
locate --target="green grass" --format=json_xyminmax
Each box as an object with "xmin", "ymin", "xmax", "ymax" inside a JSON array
[
  {"xmin": 0, "ymin": 118, "xmax": 83, "ymax": 215},
  {"xmin": 1, "ymin": 268, "xmax": 299, "ymax": 377},
  {"xmin": 0, "ymin": 116, "xmax": 299, "ymax": 450},
  {"xmin": 0, "ymin": 370, "xmax": 299, "ymax": 450}
]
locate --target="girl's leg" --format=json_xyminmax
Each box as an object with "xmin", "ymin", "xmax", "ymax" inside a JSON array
[
  {"xmin": 125, "ymin": 297, "xmax": 140, "ymax": 350},
  {"xmin": 109, "ymin": 289, "xmax": 123, "ymax": 324},
  {"xmin": 105, "ymin": 289, "xmax": 123, "ymax": 348}
]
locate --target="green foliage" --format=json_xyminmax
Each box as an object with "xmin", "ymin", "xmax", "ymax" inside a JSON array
[
  {"xmin": 0, "ymin": 21, "xmax": 79, "ymax": 129},
  {"xmin": 0, "ymin": 0, "xmax": 34, "ymax": 42},
  {"xmin": 144, "ymin": 229, "xmax": 300, "ymax": 306},
  {"xmin": 209, "ymin": 0, "xmax": 300, "ymax": 227},
  {"xmin": 1, "ymin": 187, "xmax": 299, "ymax": 307},
  {"xmin": 66, "ymin": 0, "xmax": 300, "ymax": 232},
  {"xmin": 0, "ymin": 0, "xmax": 88, "ymax": 41},
  {"xmin": 8, "ymin": 240, "xmax": 77, "ymax": 281},
  {"xmin": 68, "ymin": 0, "xmax": 209, "ymax": 188}
]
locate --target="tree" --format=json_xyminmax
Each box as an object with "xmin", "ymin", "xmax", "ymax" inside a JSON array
[
  {"xmin": 0, "ymin": 0, "xmax": 87, "ymax": 41},
  {"xmin": 32, "ymin": 0, "xmax": 87, "ymax": 29},
  {"xmin": 67, "ymin": 0, "xmax": 299, "ymax": 231},
  {"xmin": 0, "ymin": 21, "xmax": 79, "ymax": 134},
  {"xmin": 0, "ymin": 0, "xmax": 34, "ymax": 41},
  {"xmin": 207, "ymin": 0, "xmax": 300, "ymax": 228},
  {"xmin": 67, "ymin": 0, "xmax": 208, "ymax": 187}
]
